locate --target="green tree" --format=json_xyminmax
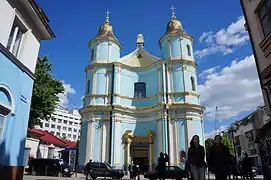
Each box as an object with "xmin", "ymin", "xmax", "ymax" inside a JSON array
[
  {"xmin": 205, "ymin": 134, "xmax": 234, "ymax": 156},
  {"xmin": 205, "ymin": 138, "xmax": 215, "ymax": 155},
  {"xmin": 29, "ymin": 56, "xmax": 64, "ymax": 127},
  {"xmin": 222, "ymin": 133, "xmax": 235, "ymax": 155}
]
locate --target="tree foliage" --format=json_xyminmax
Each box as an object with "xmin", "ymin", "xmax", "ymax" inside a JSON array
[
  {"xmin": 29, "ymin": 56, "xmax": 64, "ymax": 127},
  {"xmin": 205, "ymin": 133, "xmax": 235, "ymax": 156}
]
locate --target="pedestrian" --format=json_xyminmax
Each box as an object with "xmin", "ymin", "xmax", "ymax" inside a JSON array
[
  {"xmin": 241, "ymin": 152, "xmax": 253, "ymax": 180},
  {"xmin": 133, "ymin": 161, "xmax": 140, "ymax": 180},
  {"xmin": 188, "ymin": 135, "xmax": 206, "ymax": 180},
  {"xmin": 156, "ymin": 152, "xmax": 169, "ymax": 180},
  {"xmin": 208, "ymin": 135, "xmax": 231, "ymax": 180},
  {"xmin": 84, "ymin": 159, "xmax": 93, "ymax": 180},
  {"xmin": 128, "ymin": 161, "xmax": 135, "ymax": 180}
]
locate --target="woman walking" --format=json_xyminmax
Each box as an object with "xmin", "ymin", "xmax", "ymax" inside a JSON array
[
  {"xmin": 208, "ymin": 135, "xmax": 231, "ymax": 180},
  {"xmin": 188, "ymin": 135, "xmax": 206, "ymax": 180}
]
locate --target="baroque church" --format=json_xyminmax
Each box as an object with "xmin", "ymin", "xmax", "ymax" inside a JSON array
[{"xmin": 78, "ymin": 9, "xmax": 205, "ymax": 171}]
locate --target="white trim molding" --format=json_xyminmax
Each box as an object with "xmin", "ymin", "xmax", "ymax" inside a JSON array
[{"xmin": 0, "ymin": 83, "xmax": 15, "ymax": 114}]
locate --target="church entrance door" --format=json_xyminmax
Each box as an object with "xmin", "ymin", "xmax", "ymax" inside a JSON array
[{"xmin": 131, "ymin": 145, "xmax": 149, "ymax": 172}]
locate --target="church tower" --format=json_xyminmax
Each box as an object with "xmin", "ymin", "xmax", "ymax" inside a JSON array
[
  {"xmin": 79, "ymin": 11, "xmax": 122, "ymax": 167},
  {"xmin": 158, "ymin": 7, "xmax": 204, "ymax": 164}
]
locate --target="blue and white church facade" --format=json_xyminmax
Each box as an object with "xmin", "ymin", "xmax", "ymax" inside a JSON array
[{"xmin": 79, "ymin": 10, "xmax": 205, "ymax": 171}]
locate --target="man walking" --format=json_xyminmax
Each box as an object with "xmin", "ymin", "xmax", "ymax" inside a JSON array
[
  {"xmin": 156, "ymin": 152, "xmax": 169, "ymax": 180},
  {"xmin": 84, "ymin": 159, "xmax": 92, "ymax": 180}
]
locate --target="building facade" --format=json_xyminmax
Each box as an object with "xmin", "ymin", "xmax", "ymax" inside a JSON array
[
  {"xmin": 78, "ymin": 10, "xmax": 205, "ymax": 171},
  {"xmin": 241, "ymin": 0, "xmax": 271, "ymax": 115},
  {"xmin": 0, "ymin": 0, "xmax": 54, "ymax": 179},
  {"xmin": 41, "ymin": 105, "xmax": 81, "ymax": 141},
  {"xmin": 233, "ymin": 107, "xmax": 270, "ymax": 168}
]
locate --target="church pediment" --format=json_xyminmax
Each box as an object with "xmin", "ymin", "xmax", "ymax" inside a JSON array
[{"xmin": 119, "ymin": 48, "xmax": 160, "ymax": 67}]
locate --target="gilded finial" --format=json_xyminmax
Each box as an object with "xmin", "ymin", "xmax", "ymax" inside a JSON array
[
  {"xmin": 105, "ymin": 10, "xmax": 111, "ymax": 23},
  {"xmin": 170, "ymin": 6, "xmax": 176, "ymax": 19}
]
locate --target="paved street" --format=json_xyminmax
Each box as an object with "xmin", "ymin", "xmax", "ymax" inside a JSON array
[{"xmin": 23, "ymin": 174, "xmax": 264, "ymax": 180}]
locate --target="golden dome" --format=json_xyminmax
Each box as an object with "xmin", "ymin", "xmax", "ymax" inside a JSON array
[
  {"xmin": 165, "ymin": 14, "xmax": 184, "ymax": 34},
  {"xmin": 89, "ymin": 11, "xmax": 120, "ymax": 46}
]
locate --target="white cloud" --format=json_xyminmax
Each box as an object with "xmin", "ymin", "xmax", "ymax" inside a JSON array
[
  {"xmin": 195, "ymin": 16, "xmax": 249, "ymax": 58},
  {"xmin": 199, "ymin": 55, "xmax": 264, "ymax": 121},
  {"xmin": 199, "ymin": 66, "xmax": 220, "ymax": 77},
  {"xmin": 57, "ymin": 81, "xmax": 76, "ymax": 107},
  {"xmin": 204, "ymin": 125, "xmax": 229, "ymax": 139}
]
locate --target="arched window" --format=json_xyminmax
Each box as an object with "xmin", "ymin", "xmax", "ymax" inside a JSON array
[
  {"xmin": 86, "ymin": 80, "xmax": 90, "ymax": 94},
  {"xmin": 91, "ymin": 49, "xmax": 95, "ymax": 60},
  {"xmin": 187, "ymin": 45, "xmax": 191, "ymax": 56},
  {"xmin": 191, "ymin": 76, "xmax": 196, "ymax": 91}
]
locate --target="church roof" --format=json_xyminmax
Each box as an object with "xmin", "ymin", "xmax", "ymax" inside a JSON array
[{"xmin": 119, "ymin": 47, "xmax": 160, "ymax": 67}]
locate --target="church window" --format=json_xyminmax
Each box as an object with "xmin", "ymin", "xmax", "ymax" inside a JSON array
[
  {"xmin": 134, "ymin": 82, "xmax": 146, "ymax": 98},
  {"xmin": 187, "ymin": 45, "xmax": 191, "ymax": 56},
  {"xmin": 91, "ymin": 49, "xmax": 95, "ymax": 60},
  {"xmin": 191, "ymin": 76, "xmax": 196, "ymax": 91},
  {"xmin": 86, "ymin": 80, "xmax": 90, "ymax": 94}
]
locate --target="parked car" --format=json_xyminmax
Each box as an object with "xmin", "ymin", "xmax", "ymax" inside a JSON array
[
  {"xmin": 25, "ymin": 158, "xmax": 74, "ymax": 177},
  {"xmin": 144, "ymin": 166, "xmax": 188, "ymax": 180},
  {"xmin": 86, "ymin": 162, "xmax": 124, "ymax": 179}
]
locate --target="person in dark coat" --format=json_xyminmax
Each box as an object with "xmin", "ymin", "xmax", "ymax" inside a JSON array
[
  {"xmin": 208, "ymin": 135, "xmax": 231, "ymax": 180},
  {"xmin": 128, "ymin": 161, "xmax": 135, "ymax": 180},
  {"xmin": 241, "ymin": 152, "xmax": 253, "ymax": 179},
  {"xmin": 188, "ymin": 135, "xmax": 206, "ymax": 180},
  {"xmin": 156, "ymin": 152, "xmax": 169, "ymax": 180},
  {"xmin": 84, "ymin": 159, "xmax": 93, "ymax": 180}
]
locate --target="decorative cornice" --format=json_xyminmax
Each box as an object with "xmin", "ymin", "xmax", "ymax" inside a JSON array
[
  {"xmin": 159, "ymin": 31, "xmax": 194, "ymax": 46},
  {"xmin": 85, "ymin": 58, "xmax": 197, "ymax": 72},
  {"xmin": 83, "ymin": 91, "xmax": 200, "ymax": 100}
]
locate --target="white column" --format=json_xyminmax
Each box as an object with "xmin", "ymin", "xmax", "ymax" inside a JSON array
[
  {"xmin": 92, "ymin": 69, "xmax": 97, "ymax": 104},
  {"xmin": 105, "ymin": 71, "xmax": 109, "ymax": 104},
  {"xmin": 101, "ymin": 122, "xmax": 107, "ymax": 161},
  {"xmin": 114, "ymin": 119, "xmax": 122, "ymax": 166},
  {"xmin": 86, "ymin": 120, "xmax": 94, "ymax": 162},
  {"xmin": 157, "ymin": 119, "xmax": 163, "ymax": 154},
  {"xmin": 168, "ymin": 120, "xmax": 175, "ymax": 165},
  {"xmin": 158, "ymin": 65, "xmax": 162, "ymax": 103},
  {"xmin": 107, "ymin": 42, "xmax": 112, "ymax": 62},
  {"xmin": 117, "ymin": 67, "xmax": 121, "ymax": 104},
  {"xmin": 162, "ymin": 63, "xmax": 167, "ymax": 104}
]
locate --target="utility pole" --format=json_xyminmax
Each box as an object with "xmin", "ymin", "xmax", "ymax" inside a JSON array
[{"xmin": 214, "ymin": 106, "xmax": 218, "ymax": 134}]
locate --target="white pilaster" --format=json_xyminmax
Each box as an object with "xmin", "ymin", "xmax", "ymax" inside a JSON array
[
  {"xmin": 101, "ymin": 122, "xmax": 107, "ymax": 161},
  {"xmin": 158, "ymin": 65, "xmax": 162, "ymax": 103},
  {"xmin": 105, "ymin": 71, "xmax": 109, "ymax": 104},
  {"xmin": 114, "ymin": 119, "xmax": 122, "ymax": 166},
  {"xmin": 168, "ymin": 120, "xmax": 176, "ymax": 165},
  {"xmin": 157, "ymin": 119, "xmax": 163, "ymax": 154},
  {"xmin": 107, "ymin": 42, "xmax": 112, "ymax": 62},
  {"xmin": 117, "ymin": 67, "xmax": 121, "ymax": 104},
  {"xmin": 92, "ymin": 68, "xmax": 97, "ymax": 104},
  {"xmin": 85, "ymin": 120, "xmax": 94, "ymax": 162}
]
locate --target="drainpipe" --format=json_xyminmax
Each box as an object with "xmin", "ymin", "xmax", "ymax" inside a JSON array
[
  {"xmin": 109, "ymin": 64, "xmax": 115, "ymax": 164},
  {"xmin": 164, "ymin": 62, "xmax": 170, "ymax": 165}
]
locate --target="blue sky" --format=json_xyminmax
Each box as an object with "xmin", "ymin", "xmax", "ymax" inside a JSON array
[{"xmin": 36, "ymin": 0, "xmax": 263, "ymax": 136}]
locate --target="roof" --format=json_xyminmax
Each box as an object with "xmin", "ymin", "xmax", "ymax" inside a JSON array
[
  {"xmin": 62, "ymin": 139, "xmax": 77, "ymax": 148},
  {"xmin": 28, "ymin": 128, "xmax": 44, "ymax": 136},
  {"xmin": 27, "ymin": 128, "xmax": 68, "ymax": 147},
  {"xmin": 119, "ymin": 47, "xmax": 160, "ymax": 67}
]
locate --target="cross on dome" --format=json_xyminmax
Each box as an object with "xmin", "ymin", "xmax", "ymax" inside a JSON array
[
  {"xmin": 105, "ymin": 10, "xmax": 111, "ymax": 23},
  {"xmin": 170, "ymin": 6, "xmax": 176, "ymax": 17}
]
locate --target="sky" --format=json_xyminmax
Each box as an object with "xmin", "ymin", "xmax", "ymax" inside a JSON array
[{"xmin": 36, "ymin": 0, "xmax": 264, "ymax": 137}]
